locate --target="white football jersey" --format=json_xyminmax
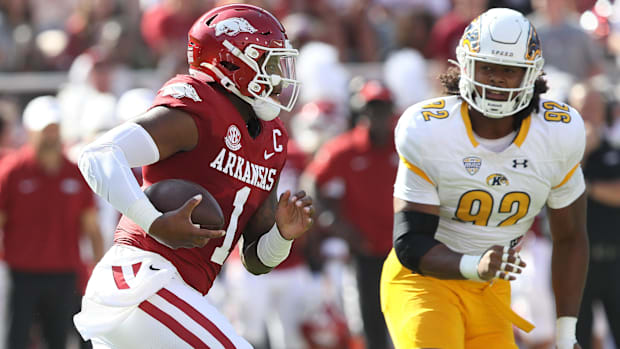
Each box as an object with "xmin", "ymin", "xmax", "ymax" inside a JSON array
[{"xmin": 394, "ymin": 95, "xmax": 586, "ymax": 255}]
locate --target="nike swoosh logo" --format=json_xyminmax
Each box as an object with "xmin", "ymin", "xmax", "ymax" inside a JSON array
[
  {"xmin": 149, "ymin": 265, "xmax": 160, "ymax": 271},
  {"xmin": 264, "ymin": 151, "xmax": 275, "ymax": 160}
]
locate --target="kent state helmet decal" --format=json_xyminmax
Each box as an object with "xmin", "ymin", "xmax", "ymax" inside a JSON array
[
  {"xmin": 461, "ymin": 16, "xmax": 481, "ymax": 53},
  {"xmin": 525, "ymin": 25, "xmax": 542, "ymax": 61}
]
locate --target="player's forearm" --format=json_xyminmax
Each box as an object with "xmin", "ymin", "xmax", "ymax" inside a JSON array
[
  {"xmin": 241, "ymin": 222, "xmax": 293, "ymax": 275},
  {"xmin": 393, "ymin": 210, "xmax": 467, "ymax": 279},
  {"xmin": 78, "ymin": 123, "xmax": 162, "ymax": 232},
  {"xmin": 551, "ymin": 233, "xmax": 589, "ymax": 317},
  {"xmin": 418, "ymin": 244, "xmax": 466, "ymax": 279}
]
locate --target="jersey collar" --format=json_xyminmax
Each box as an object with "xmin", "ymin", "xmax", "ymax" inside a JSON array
[{"xmin": 460, "ymin": 102, "xmax": 531, "ymax": 148}]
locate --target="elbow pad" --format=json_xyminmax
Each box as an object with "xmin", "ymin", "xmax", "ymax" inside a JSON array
[
  {"xmin": 78, "ymin": 122, "xmax": 162, "ymax": 232},
  {"xmin": 393, "ymin": 211, "xmax": 440, "ymax": 273}
]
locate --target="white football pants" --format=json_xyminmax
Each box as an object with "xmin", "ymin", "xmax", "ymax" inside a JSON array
[{"xmin": 74, "ymin": 244, "xmax": 252, "ymax": 349}]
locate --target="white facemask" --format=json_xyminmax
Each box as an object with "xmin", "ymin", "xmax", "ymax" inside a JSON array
[{"xmin": 252, "ymin": 98, "xmax": 281, "ymax": 121}]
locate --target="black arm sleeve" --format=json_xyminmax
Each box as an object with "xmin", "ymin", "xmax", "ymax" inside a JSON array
[{"xmin": 393, "ymin": 210, "xmax": 440, "ymax": 273}]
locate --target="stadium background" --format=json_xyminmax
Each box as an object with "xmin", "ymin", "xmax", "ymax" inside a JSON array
[{"xmin": 0, "ymin": 0, "xmax": 618, "ymax": 348}]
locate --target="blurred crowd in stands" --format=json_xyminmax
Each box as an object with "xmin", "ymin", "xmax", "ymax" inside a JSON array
[{"xmin": 1, "ymin": 0, "xmax": 620, "ymax": 348}]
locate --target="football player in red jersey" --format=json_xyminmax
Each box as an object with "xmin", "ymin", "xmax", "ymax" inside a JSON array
[{"xmin": 73, "ymin": 4, "xmax": 313, "ymax": 349}]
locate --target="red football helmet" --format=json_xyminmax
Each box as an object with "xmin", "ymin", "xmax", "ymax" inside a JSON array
[{"xmin": 187, "ymin": 4, "xmax": 300, "ymax": 117}]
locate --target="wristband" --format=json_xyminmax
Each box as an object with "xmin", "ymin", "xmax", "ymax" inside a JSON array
[
  {"xmin": 556, "ymin": 316, "xmax": 577, "ymax": 349},
  {"xmin": 126, "ymin": 198, "xmax": 163, "ymax": 233},
  {"xmin": 459, "ymin": 254, "xmax": 484, "ymax": 281},
  {"xmin": 256, "ymin": 223, "xmax": 293, "ymax": 267}
]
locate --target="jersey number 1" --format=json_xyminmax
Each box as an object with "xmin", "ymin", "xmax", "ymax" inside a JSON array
[{"xmin": 211, "ymin": 186, "xmax": 251, "ymax": 265}]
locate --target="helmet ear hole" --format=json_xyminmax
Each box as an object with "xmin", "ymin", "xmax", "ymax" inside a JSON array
[{"xmin": 220, "ymin": 61, "xmax": 240, "ymax": 72}]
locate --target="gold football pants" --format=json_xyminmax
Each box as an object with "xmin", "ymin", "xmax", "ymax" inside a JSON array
[{"xmin": 380, "ymin": 250, "xmax": 534, "ymax": 349}]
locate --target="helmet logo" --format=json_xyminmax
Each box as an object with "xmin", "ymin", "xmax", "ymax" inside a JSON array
[
  {"xmin": 224, "ymin": 125, "xmax": 242, "ymax": 151},
  {"xmin": 214, "ymin": 17, "xmax": 257, "ymax": 37},
  {"xmin": 525, "ymin": 25, "xmax": 542, "ymax": 61},
  {"xmin": 461, "ymin": 17, "xmax": 481, "ymax": 53}
]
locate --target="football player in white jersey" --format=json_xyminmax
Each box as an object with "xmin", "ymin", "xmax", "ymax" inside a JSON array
[{"xmin": 380, "ymin": 8, "xmax": 587, "ymax": 349}]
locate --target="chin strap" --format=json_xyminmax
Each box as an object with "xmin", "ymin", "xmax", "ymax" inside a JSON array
[
  {"xmin": 199, "ymin": 62, "xmax": 281, "ymax": 121},
  {"xmin": 199, "ymin": 62, "xmax": 256, "ymax": 105}
]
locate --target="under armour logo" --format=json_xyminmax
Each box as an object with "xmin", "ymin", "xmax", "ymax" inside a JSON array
[{"xmin": 512, "ymin": 159, "xmax": 528, "ymax": 168}]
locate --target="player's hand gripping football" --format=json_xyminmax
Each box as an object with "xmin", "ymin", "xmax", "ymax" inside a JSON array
[
  {"xmin": 275, "ymin": 190, "xmax": 314, "ymax": 240},
  {"xmin": 477, "ymin": 246, "xmax": 527, "ymax": 281},
  {"xmin": 149, "ymin": 195, "xmax": 226, "ymax": 249}
]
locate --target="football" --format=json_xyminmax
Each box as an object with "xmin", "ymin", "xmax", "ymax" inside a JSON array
[{"xmin": 144, "ymin": 179, "xmax": 225, "ymax": 230}]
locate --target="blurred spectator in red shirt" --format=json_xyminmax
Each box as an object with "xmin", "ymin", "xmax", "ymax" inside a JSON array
[
  {"xmin": 303, "ymin": 80, "xmax": 398, "ymax": 349},
  {"xmin": 0, "ymin": 96, "xmax": 103, "ymax": 349},
  {"xmin": 141, "ymin": 0, "xmax": 209, "ymax": 75},
  {"xmin": 426, "ymin": 0, "xmax": 489, "ymax": 68}
]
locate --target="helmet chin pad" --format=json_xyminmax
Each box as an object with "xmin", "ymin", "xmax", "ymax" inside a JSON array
[{"xmin": 252, "ymin": 98, "xmax": 281, "ymax": 121}]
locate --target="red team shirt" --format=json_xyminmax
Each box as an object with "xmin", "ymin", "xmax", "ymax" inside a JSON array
[
  {"xmin": 115, "ymin": 75, "xmax": 289, "ymax": 295},
  {"xmin": 305, "ymin": 125, "xmax": 398, "ymax": 256},
  {"xmin": 0, "ymin": 146, "xmax": 94, "ymax": 272}
]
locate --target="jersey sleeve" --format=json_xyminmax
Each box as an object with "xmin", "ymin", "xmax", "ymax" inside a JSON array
[
  {"xmin": 393, "ymin": 105, "xmax": 440, "ymax": 205},
  {"xmin": 546, "ymin": 105, "xmax": 587, "ymax": 209}
]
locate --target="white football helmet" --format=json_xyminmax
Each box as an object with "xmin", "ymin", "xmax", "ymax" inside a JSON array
[{"xmin": 456, "ymin": 8, "xmax": 544, "ymax": 118}]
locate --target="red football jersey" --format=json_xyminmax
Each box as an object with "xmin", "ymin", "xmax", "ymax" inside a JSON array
[{"xmin": 115, "ymin": 74, "xmax": 289, "ymax": 294}]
